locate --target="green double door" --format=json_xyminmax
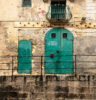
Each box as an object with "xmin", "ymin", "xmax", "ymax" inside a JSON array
[
  {"xmin": 18, "ymin": 40, "xmax": 32, "ymax": 73},
  {"xmin": 45, "ymin": 28, "xmax": 73, "ymax": 74}
]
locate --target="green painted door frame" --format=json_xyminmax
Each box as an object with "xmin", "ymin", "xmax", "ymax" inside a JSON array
[
  {"xmin": 18, "ymin": 40, "xmax": 32, "ymax": 73},
  {"xmin": 45, "ymin": 28, "xmax": 73, "ymax": 74}
]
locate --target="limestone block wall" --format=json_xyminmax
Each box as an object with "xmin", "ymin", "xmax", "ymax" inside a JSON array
[{"xmin": 0, "ymin": 75, "xmax": 96, "ymax": 100}]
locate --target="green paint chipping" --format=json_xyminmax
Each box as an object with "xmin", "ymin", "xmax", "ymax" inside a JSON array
[
  {"xmin": 18, "ymin": 40, "xmax": 32, "ymax": 73},
  {"xmin": 22, "ymin": 0, "xmax": 32, "ymax": 7},
  {"xmin": 45, "ymin": 28, "xmax": 73, "ymax": 74}
]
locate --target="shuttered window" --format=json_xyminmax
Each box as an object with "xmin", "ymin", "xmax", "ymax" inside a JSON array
[
  {"xmin": 22, "ymin": 0, "xmax": 32, "ymax": 7},
  {"xmin": 18, "ymin": 40, "xmax": 32, "ymax": 73},
  {"xmin": 51, "ymin": 0, "xmax": 66, "ymax": 19}
]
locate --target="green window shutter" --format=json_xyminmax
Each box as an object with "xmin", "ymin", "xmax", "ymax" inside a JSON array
[
  {"xmin": 51, "ymin": 1, "xmax": 66, "ymax": 19},
  {"xmin": 18, "ymin": 40, "xmax": 32, "ymax": 73},
  {"xmin": 51, "ymin": 4, "xmax": 58, "ymax": 19},
  {"xmin": 22, "ymin": 0, "xmax": 32, "ymax": 7}
]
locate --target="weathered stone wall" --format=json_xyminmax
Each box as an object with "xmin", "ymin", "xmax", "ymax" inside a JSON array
[
  {"xmin": 0, "ymin": 23, "xmax": 96, "ymax": 76},
  {"xmin": 0, "ymin": 1, "xmax": 96, "ymax": 99},
  {"xmin": 0, "ymin": 0, "xmax": 95, "ymax": 22},
  {"xmin": 0, "ymin": 75, "xmax": 96, "ymax": 100},
  {"xmin": 0, "ymin": 22, "xmax": 96, "ymax": 76},
  {"xmin": 74, "ymin": 37, "xmax": 96, "ymax": 74}
]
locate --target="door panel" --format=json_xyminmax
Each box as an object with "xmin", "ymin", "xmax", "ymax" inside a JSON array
[
  {"xmin": 45, "ymin": 28, "xmax": 60, "ymax": 73},
  {"xmin": 45, "ymin": 29, "xmax": 59, "ymax": 51},
  {"xmin": 45, "ymin": 28, "xmax": 73, "ymax": 74},
  {"xmin": 18, "ymin": 40, "xmax": 32, "ymax": 73},
  {"xmin": 59, "ymin": 29, "xmax": 73, "ymax": 74},
  {"xmin": 45, "ymin": 51, "xmax": 60, "ymax": 74}
]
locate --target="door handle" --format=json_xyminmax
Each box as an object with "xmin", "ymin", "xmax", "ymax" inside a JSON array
[{"xmin": 50, "ymin": 53, "xmax": 54, "ymax": 58}]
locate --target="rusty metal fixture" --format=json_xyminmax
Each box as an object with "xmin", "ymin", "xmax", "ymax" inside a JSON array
[{"xmin": 81, "ymin": 17, "xmax": 86, "ymax": 23}]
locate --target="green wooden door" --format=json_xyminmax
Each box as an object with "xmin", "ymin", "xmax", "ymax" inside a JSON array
[
  {"xmin": 18, "ymin": 40, "xmax": 32, "ymax": 73},
  {"xmin": 45, "ymin": 28, "xmax": 73, "ymax": 74}
]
